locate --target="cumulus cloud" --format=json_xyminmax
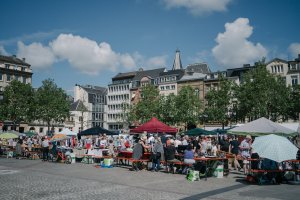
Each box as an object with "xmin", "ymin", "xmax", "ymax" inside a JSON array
[
  {"xmin": 0, "ymin": 45, "xmax": 8, "ymax": 55},
  {"xmin": 15, "ymin": 33, "xmax": 167, "ymax": 74},
  {"xmin": 163, "ymin": 0, "xmax": 232, "ymax": 15},
  {"xmin": 288, "ymin": 43, "xmax": 300, "ymax": 58},
  {"xmin": 17, "ymin": 41, "xmax": 56, "ymax": 68},
  {"xmin": 212, "ymin": 18, "xmax": 267, "ymax": 68},
  {"xmin": 133, "ymin": 52, "xmax": 167, "ymax": 69},
  {"xmin": 50, "ymin": 34, "xmax": 136, "ymax": 74}
]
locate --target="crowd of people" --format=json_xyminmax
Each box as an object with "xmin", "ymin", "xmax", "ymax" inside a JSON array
[{"xmin": 1, "ymin": 132, "xmax": 299, "ymax": 183}]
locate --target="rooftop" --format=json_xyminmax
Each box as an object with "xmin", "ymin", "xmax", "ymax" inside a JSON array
[{"xmin": 0, "ymin": 55, "xmax": 31, "ymax": 67}]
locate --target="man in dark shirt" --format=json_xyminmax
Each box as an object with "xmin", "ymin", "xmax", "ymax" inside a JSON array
[{"xmin": 164, "ymin": 140, "xmax": 180, "ymax": 173}]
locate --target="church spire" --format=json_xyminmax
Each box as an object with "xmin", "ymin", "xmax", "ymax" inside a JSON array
[{"xmin": 172, "ymin": 48, "xmax": 182, "ymax": 70}]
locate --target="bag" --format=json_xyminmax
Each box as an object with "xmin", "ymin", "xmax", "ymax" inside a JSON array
[
  {"xmin": 187, "ymin": 170, "xmax": 199, "ymax": 181},
  {"xmin": 103, "ymin": 158, "xmax": 114, "ymax": 167}
]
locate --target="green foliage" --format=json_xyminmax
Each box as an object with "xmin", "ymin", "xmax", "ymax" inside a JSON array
[
  {"xmin": 235, "ymin": 62, "xmax": 290, "ymax": 121},
  {"xmin": 175, "ymin": 85, "xmax": 202, "ymax": 128},
  {"xmin": 129, "ymin": 84, "xmax": 160, "ymax": 123},
  {"xmin": 35, "ymin": 79, "xmax": 70, "ymax": 129},
  {"xmin": 159, "ymin": 93, "xmax": 177, "ymax": 125},
  {"xmin": 288, "ymin": 85, "xmax": 300, "ymax": 120},
  {"xmin": 0, "ymin": 80, "xmax": 35, "ymax": 125},
  {"xmin": 204, "ymin": 76, "xmax": 234, "ymax": 127}
]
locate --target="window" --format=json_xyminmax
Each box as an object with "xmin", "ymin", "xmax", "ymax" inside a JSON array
[
  {"xmin": 291, "ymin": 76, "xmax": 298, "ymax": 86},
  {"xmin": 160, "ymin": 86, "xmax": 165, "ymax": 90},
  {"xmin": 7, "ymin": 74, "xmax": 11, "ymax": 82},
  {"xmin": 39, "ymin": 128, "xmax": 43, "ymax": 133},
  {"xmin": 79, "ymin": 116, "xmax": 83, "ymax": 122},
  {"xmin": 5, "ymin": 64, "xmax": 9, "ymax": 69},
  {"xmin": 14, "ymin": 65, "xmax": 18, "ymax": 70},
  {"xmin": 280, "ymin": 65, "xmax": 283, "ymax": 73},
  {"xmin": 21, "ymin": 67, "xmax": 26, "ymax": 71},
  {"xmin": 271, "ymin": 66, "xmax": 274, "ymax": 73},
  {"xmin": 0, "ymin": 73, "xmax": 2, "ymax": 81},
  {"xmin": 166, "ymin": 86, "xmax": 170, "ymax": 90},
  {"xmin": 195, "ymin": 88, "xmax": 200, "ymax": 98},
  {"xmin": 15, "ymin": 75, "xmax": 19, "ymax": 81},
  {"xmin": 22, "ymin": 77, "xmax": 26, "ymax": 84},
  {"xmin": 171, "ymin": 85, "xmax": 175, "ymax": 90}
]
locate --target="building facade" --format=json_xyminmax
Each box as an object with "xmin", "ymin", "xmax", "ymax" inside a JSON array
[
  {"xmin": 72, "ymin": 84, "xmax": 107, "ymax": 133},
  {"xmin": 0, "ymin": 55, "xmax": 32, "ymax": 99},
  {"xmin": 107, "ymin": 72, "xmax": 136, "ymax": 131}
]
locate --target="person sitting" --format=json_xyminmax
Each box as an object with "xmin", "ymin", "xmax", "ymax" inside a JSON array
[
  {"xmin": 182, "ymin": 145, "xmax": 195, "ymax": 174},
  {"xmin": 164, "ymin": 140, "xmax": 180, "ymax": 173}
]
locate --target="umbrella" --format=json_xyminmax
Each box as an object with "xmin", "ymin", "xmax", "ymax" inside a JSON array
[
  {"xmin": 252, "ymin": 134, "xmax": 298, "ymax": 162},
  {"xmin": 78, "ymin": 126, "xmax": 118, "ymax": 136},
  {"xmin": 51, "ymin": 134, "xmax": 68, "ymax": 141},
  {"xmin": 183, "ymin": 128, "xmax": 217, "ymax": 136},
  {"xmin": 24, "ymin": 131, "xmax": 37, "ymax": 137},
  {"xmin": 0, "ymin": 132, "xmax": 19, "ymax": 139}
]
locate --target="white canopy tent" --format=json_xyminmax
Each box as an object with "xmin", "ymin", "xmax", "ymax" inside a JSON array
[
  {"xmin": 59, "ymin": 128, "xmax": 77, "ymax": 136},
  {"xmin": 228, "ymin": 117, "xmax": 298, "ymax": 137}
]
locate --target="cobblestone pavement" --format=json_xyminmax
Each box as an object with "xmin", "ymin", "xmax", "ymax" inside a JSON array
[{"xmin": 0, "ymin": 158, "xmax": 299, "ymax": 200}]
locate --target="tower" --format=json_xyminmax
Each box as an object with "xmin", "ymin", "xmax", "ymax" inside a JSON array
[{"xmin": 172, "ymin": 49, "xmax": 183, "ymax": 70}]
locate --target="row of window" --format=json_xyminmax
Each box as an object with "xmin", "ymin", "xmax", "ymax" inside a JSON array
[
  {"xmin": 108, "ymin": 84, "xmax": 130, "ymax": 92},
  {"xmin": 108, "ymin": 113, "xmax": 125, "ymax": 120},
  {"xmin": 0, "ymin": 73, "xmax": 27, "ymax": 83},
  {"xmin": 289, "ymin": 63, "xmax": 299, "ymax": 71},
  {"xmin": 92, "ymin": 122, "xmax": 103, "ymax": 127},
  {"xmin": 271, "ymin": 65, "xmax": 284, "ymax": 73},
  {"xmin": 108, "ymin": 104, "xmax": 127, "ymax": 111},
  {"xmin": 92, "ymin": 113, "xmax": 104, "ymax": 120},
  {"xmin": 4, "ymin": 64, "xmax": 27, "ymax": 72},
  {"xmin": 159, "ymin": 76, "xmax": 176, "ymax": 83},
  {"xmin": 92, "ymin": 95, "xmax": 105, "ymax": 104},
  {"xmin": 160, "ymin": 85, "xmax": 176, "ymax": 91},
  {"xmin": 108, "ymin": 94, "xmax": 129, "ymax": 101},
  {"xmin": 92, "ymin": 104, "xmax": 104, "ymax": 112}
]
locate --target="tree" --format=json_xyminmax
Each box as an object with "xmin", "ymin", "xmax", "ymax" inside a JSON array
[
  {"xmin": 288, "ymin": 85, "xmax": 300, "ymax": 120},
  {"xmin": 0, "ymin": 80, "xmax": 35, "ymax": 130},
  {"xmin": 159, "ymin": 94, "xmax": 177, "ymax": 126},
  {"xmin": 36, "ymin": 79, "xmax": 70, "ymax": 134},
  {"xmin": 129, "ymin": 84, "xmax": 160, "ymax": 124},
  {"xmin": 204, "ymin": 77, "xmax": 234, "ymax": 129},
  {"xmin": 175, "ymin": 85, "xmax": 202, "ymax": 130},
  {"xmin": 235, "ymin": 61, "xmax": 290, "ymax": 121}
]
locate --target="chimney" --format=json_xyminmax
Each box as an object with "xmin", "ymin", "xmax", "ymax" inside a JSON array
[
  {"xmin": 12, "ymin": 55, "xmax": 16, "ymax": 58},
  {"xmin": 22, "ymin": 58, "xmax": 26, "ymax": 62}
]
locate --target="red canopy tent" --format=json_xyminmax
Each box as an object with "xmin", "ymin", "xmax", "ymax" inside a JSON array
[{"xmin": 130, "ymin": 117, "xmax": 177, "ymax": 134}]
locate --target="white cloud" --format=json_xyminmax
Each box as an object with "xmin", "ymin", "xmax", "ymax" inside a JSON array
[
  {"xmin": 0, "ymin": 45, "xmax": 8, "ymax": 55},
  {"xmin": 133, "ymin": 52, "xmax": 167, "ymax": 69},
  {"xmin": 17, "ymin": 41, "xmax": 56, "ymax": 69},
  {"xmin": 212, "ymin": 18, "xmax": 267, "ymax": 68},
  {"xmin": 288, "ymin": 43, "xmax": 300, "ymax": 58},
  {"xmin": 50, "ymin": 34, "xmax": 131, "ymax": 75},
  {"xmin": 163, "ymin": 0, "xmax": 232, "ymax": 15},
  {"xmin": 15, "ymin": 33, "xmax": 167, "ymax": 74}
]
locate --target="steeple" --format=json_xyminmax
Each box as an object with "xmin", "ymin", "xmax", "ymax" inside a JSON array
[{"xmin": 172, "ymin": 48, "xmax": 182, "ymax": 70}]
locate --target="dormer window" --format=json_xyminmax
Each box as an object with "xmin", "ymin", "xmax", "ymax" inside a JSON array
[{"xmin": 5, "ymin": 64, "xmax": 9, "ymax": 69}]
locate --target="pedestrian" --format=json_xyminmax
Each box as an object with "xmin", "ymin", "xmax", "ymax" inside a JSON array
[{"xmin": 41, "ymin": 137, "xmax": 49, "ymax": 161}]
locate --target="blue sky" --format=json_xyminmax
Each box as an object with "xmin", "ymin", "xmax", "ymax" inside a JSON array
[{"xmin": 1, "ymin": 0, "xmax": 300, "ymax": 95}]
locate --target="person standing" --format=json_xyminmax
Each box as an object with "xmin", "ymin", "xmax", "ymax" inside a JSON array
[
  {"xmin": 239, "ymin": 135, "xmax": 252, "ymax": 174},
  {"xmin": 151, "ymin": 137, "xmax": 164, "ymax": 172},
  {"xmin": 41, "ymin": 137, "xmax": 49, "ymax": 161},
  {"xmin": 229, "ymin": 135, "xmax": 241, "ymax": 171}
]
